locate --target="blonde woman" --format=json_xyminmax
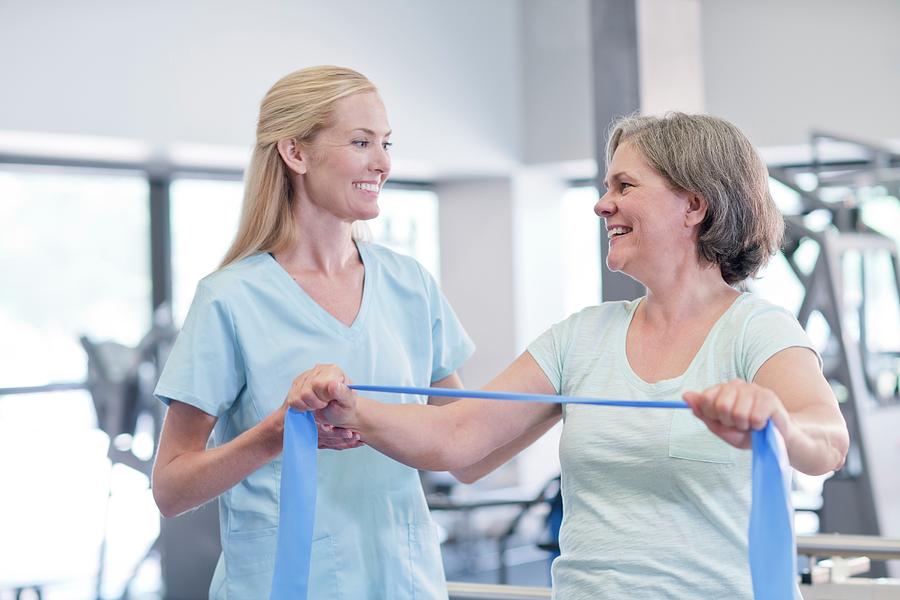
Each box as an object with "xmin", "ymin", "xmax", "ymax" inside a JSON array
[
  {"xmin": 293, "ymin": 113, "xmax": 850, "ymax": 600},
  {"xmin": 150, "ymin": 67, "xmax": 549, "ymax": 599}
]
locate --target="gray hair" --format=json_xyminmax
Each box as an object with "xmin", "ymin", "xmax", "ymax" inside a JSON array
[{"xmin": 606, "ymin": 112, "xmax": 783, "ymax": 285}]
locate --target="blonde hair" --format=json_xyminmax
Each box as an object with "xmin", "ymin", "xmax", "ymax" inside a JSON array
[
  {"xmin": 607, "ymin": 112, "xmax": 783, "ymax": 285},
  {"xmin": 220, "ymin": 66, "xmax": 377, "ymax": 268}
]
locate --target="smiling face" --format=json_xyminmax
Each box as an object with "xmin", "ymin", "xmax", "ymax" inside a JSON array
[
  {"xmin": 595, "ymin": 141, "xmax": 702, "ymax": 282},
  {"xmin": 293, "ymin": 91, "xmax": 392, "ymax": 222}
]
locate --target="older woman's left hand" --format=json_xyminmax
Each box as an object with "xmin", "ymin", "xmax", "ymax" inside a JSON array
[
  {"xmin": 316, "ymin": 417, "xmax": 364, "ymax": 450},
  {"xmin": 683, "ymin": 379, "xmax": 796, "ymax": 449}
]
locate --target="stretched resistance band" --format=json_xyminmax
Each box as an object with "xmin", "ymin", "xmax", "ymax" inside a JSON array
[
  {"xmin": 272, "ymin": 385, "xmax": 796, "ymax": 600},
  {"xmin": 271, "ymin": 408, "xmax": 317, "ymax": 599}
]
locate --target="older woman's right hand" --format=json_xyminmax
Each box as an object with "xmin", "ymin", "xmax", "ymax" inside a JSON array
[{"xmin": 286, "ymin": 364, "xmax": 361, "ymax": 429}]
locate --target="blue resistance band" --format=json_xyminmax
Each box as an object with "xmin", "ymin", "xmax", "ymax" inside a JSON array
[
  {"xmin": 271, "ymin": 409, "xmax": 317, "ymax": 600},
  {"xmin": 272, "ymin": 385, "xmax": 796, "ymax": 600},
  {"xmin": 352, "ymin": 384, "xmax": 690, "ymax": 409}
]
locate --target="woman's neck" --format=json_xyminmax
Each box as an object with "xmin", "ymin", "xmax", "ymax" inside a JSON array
[
  {"xmin": 274, "ymin": 198, "xmax": 360, "ymax": 274},
  {"xmin": 641, "ymin": 264, "xmax": 739, "ymax": 327}
]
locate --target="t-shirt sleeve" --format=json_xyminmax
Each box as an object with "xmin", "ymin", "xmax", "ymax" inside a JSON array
[
  {"xmin": 419, "ymin": 264, "xmax": 475, "ymax": 382},
  {"xmin": 741, "ymin": 304, "xmax": 822, "ymax": 382},
  {"xmin": 153, "ymin": 282, "xmax": 245, "ymax": 417},
  {"xmin": 527, "ymin": 314, "xmax": 579, "ymax": 394}
]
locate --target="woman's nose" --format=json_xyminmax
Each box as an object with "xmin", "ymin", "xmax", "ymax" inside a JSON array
[
  {"xmin": 371, "ymin": 146, "xmax": 391, "ymax": 176},
  {"xmin": 595, "ymin": 192, "xmax": 615, "ymax": 217}
]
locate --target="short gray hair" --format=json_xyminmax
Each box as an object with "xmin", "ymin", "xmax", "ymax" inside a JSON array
[{"xmin": 606, "ymin": 112, "xmax": 783, "ymax": 285}]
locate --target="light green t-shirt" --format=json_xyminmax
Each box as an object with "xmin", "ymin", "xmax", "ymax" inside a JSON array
[{"xmin": 527, "ymin": 293, "xmax": 817, "ymax": 600}]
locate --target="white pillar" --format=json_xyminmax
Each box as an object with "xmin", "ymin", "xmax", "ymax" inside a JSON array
[
  {"xmin": 437, "ymin": 177, "xmax": 518, "ymax": 389},
  {"xmin": 636, "ymin": 0, "xmax": 705, "ymax": 115}
]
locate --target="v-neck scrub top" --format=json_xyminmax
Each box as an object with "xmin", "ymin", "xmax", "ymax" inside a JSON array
[{"xmin": 154, "ymin": 243, "xmax": 475, "ymax": 600}]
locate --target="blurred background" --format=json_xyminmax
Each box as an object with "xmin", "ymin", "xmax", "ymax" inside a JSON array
[{"xmin": 1, "ymin": 0, "xmax": 898, "ymax": 598}]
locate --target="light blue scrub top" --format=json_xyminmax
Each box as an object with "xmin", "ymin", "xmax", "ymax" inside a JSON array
[{"xmin": 154, "ymin": 243, "xmax": 475, "ymax": 600}]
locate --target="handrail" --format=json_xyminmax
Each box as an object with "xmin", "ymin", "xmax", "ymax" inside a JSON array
[
  {"xmin": 447, "ymin": 582, "xmax": 551, "ymax": 600},
  {"xmin": 810, "ymin": 130, "xmax": 900, "ymax": 162},
  {"xmin": 0, "ymin": 382, "xmax": 87, "ymax": 396},
  {"xmin": 797, "ymin": 534, "xmax": 900, "ymax": 561}
]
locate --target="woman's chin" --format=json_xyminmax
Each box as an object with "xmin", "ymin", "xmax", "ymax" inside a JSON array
[
  {"xmin": 352, "ymin": 207, "xmax": 380, "ymax": 222},
  {"xmin": 605, "ymin": 257, "xmax": 624, "ymax": 273}
]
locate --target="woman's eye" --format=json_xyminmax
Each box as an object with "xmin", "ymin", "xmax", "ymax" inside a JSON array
[
  {"xmin": 621, "ymin": 182, "xmax": 633, "ymax": 190},
  {"xmin": 352, "ymin": 140, "xmax": 370, "ymax": 148},
  {"xmin": 382, "ymin": 142, "xmax": 393, "ymax": 151}
]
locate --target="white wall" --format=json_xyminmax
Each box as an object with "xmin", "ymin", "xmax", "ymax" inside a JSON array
[
  {"xmin": 700, "ymin": 0, "xmax": 900, "ymax": 148},
  {"xmin": 637, "ymin": 0, "xmax": 705, "ymax": 115},
  {"xmin": 520, "ymin": 0, "xmax": 594, "ymax": 165},
  {"xmin": 523, "ymin": 0, "xmax": 900, "ymax": 160},
  {"xmin": 437, "ymin": 178, "xmax": 518, "ymax": 388},
  {"xmin": 0, "ymin": 0, "xmax": 521, "ymax": 178},
  {"xmin": 522, "ymin": 0, "xmax": 900, "ymax": 155},
  {"xmin": 4, "ymin": 1, "xmax": 900, "ymax": 172},
  {"xmin": 511, "ymin": 167, "xmax": 570, "ymax": 350}
]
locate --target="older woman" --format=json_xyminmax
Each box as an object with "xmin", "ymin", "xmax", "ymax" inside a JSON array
[{"xmin": 295, "ymin": 113, "xmax": 850, "ymax": 599}]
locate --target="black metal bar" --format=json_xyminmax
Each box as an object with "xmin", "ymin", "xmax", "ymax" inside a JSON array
[
  {"xmin": 767, "ymin": 167, "xmax": 829, "ymax": 213},
  {"xmin": 149, "ymin": 175, "xmax": 172, "ymax": 313},
  {"xmin": 591, "ymin": 0, "xmax": 645, "ymax": 303}
]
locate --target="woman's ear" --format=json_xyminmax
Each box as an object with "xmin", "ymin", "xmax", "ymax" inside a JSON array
[
  {"xmin": 685, "ymin": 193, "xmax": 708, "ymax": 227},
  {"xmin": 276, "ymin": 138, "xmax": 309, "ymax": 175}
]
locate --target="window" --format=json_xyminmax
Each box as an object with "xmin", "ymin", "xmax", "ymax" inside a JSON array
[
  {"xmin": 0, "ymin": 149, "xmax": 445, "ymax": 596},
  {"xmin": 0, "ymin": 165, "xmax": 157, "ymax": 597},
  {"xmin": 170, "ymin": 177, "xmax": 244, "ymax": 326},
  {"xmin": 0, "ymin": 166, "xmax": 151, "ymax": 387},
  {"xmin": 368, "ymin": 187, "xmax": 441, "ymax": 280},
  {"xmin": 560, "ymin": 185, "xmax": 601, "ymax": 315},
  {"xmin": 170, "ymin": 183, "xmax": 441, "ymax": 327}
]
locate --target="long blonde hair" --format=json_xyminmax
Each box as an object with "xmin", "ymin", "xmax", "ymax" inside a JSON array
[{"xmin": 220, "ymin": 66, "xmax": 377, "ymax": 268}]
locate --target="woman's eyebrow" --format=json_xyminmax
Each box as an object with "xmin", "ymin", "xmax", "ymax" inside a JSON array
[
  {"xmin": 603, "ymin": 170, "xmax": 635, "ymax": 188},
  {"xmin": 349, "ymin": 127, "xmax": 392, "ymax": 136}
]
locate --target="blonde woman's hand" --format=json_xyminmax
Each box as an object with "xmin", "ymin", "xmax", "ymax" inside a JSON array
[{"xmin": 286, "ymin": 364, "xmax": 361, "ymax": 430}]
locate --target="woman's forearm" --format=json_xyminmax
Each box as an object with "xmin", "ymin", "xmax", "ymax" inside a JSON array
[
  {"xmin": 298, "ymin": 353, "xmax": 560, "ymax": 475},
  {"xmin": 355, "ymin": 397, "xmax": 493, "ymax": 472},
  {"xmin": 428, "ymin": 371, "xmax": 562, "ymax": 483},
  {"xmin": 786, "ymin": 404, "xmax": 849, "ymax": 476},
  {"xmin": 152, "ymin": 405, "xmax": 284, "ymax": 517},
  {"xmin": 451, "ymin": 413, "xmax": 560, "ymax": 483},
  {"xmin": 747, "ymin": 347, "xmax": 850, "ymax": 476}
]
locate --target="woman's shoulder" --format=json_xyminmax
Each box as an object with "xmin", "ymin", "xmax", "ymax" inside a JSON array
[
  {"xmin": 574, "ymin": 299, "xmax": 637, "ymax": 322},
  {"xmin": 553, "ymin": 299, "xmax": 636, "ymax": 335},
  {"xmin": 360, "ymin": 241, "xmax": 418, "ymax": 266},
  {"xmin": 728, "ymin": 292, "xmax": 797, "ymax": 322},
  {"xmin": 718, "ymin": 293, "xmax": 806, "ymax": 346},
  {"xmin": 196, "ymin": 253, "xmax": 271, "ymax": 298},
  {"xmin": 359, "ymin": 242, "xmax": 432, "ymax": 283}
]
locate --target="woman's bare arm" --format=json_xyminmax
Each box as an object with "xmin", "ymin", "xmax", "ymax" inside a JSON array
[
  {"xmin": 684, "ymin": 347, "xmax": 849, "ymax": 475},
  {"xmin": 293, "ymin": 352, "xmax": 560, "ymax": 473},
  {"xmin": 151, "ymin": 400, "xmax": 284, "ymax": 517},
  {"xmin": 426, "ymin": 368, "xmax": 560, "ymax": 483}
]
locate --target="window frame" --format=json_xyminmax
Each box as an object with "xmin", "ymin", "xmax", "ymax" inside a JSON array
[{"xmin": 0, "ymin": 149, "xmax": 434, "ymax": 394}]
